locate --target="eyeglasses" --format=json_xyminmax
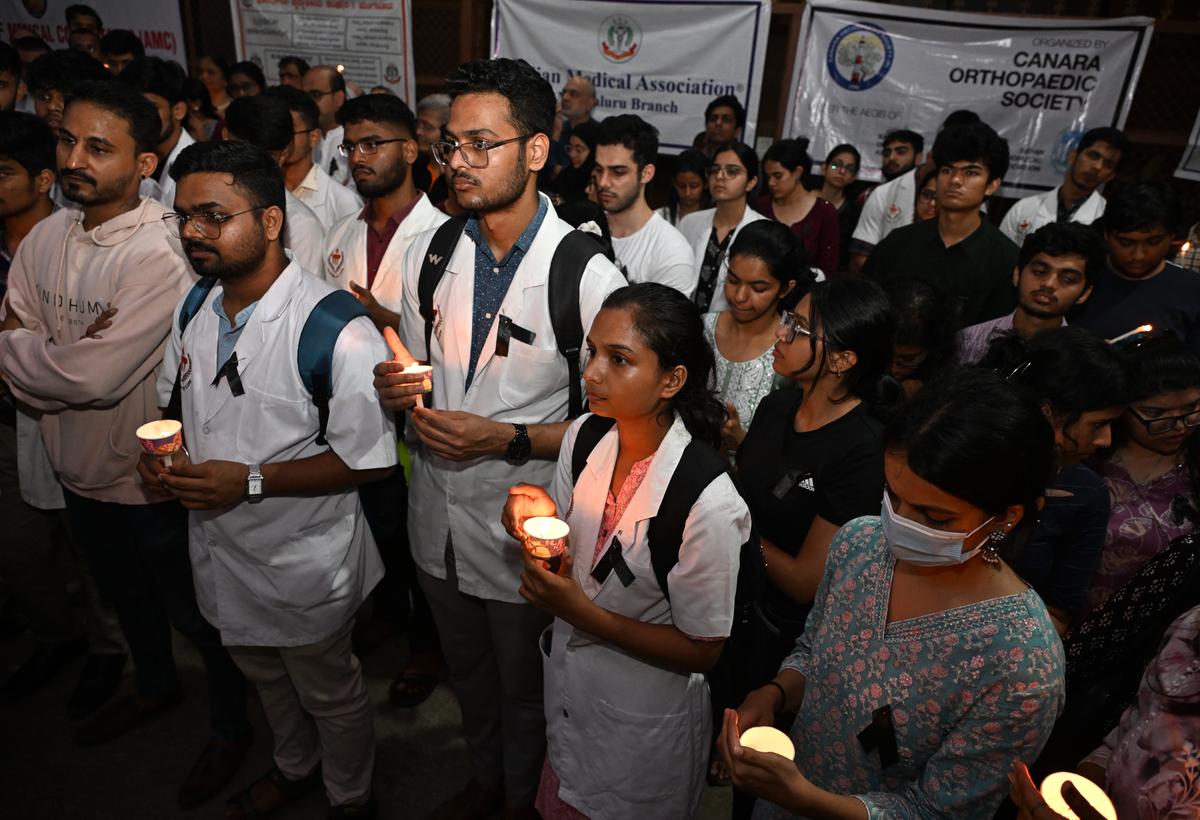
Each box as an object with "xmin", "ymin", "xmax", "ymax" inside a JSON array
[
  {"xmin": 431, "ymin": 135, "xmax": 531, "ymax": 168},
  {"xmin": 778, "ymin": 311, "xmax": 821, "ymax": 345},
  {"xmin": 163, "ymin": 206, "xmax": 265, "ymax": 239},
  {"xmin": 1128, "ymin": 407, "xmax": 1200, "ymax": 436},
  {"xmin": 564, "ymin": 143, "xmax": 589, "ymax": 156},
  {"xmin": 308, "ymin": 88, "xmax": 336, "ymax": 100},
  {"xmin": 707, "ymin": 165, "xmax": 745, "ymax": 179},
  {"xmin": 827, "ymin": 160, "xmax": 858, "ymax": 174},
  {"xmin": 338, "ymin": 137, "xmax": 408, "ymax": 157},
  {"xmin": 918, "ymin": 189, "xmax": 937, "ymax": 203}
]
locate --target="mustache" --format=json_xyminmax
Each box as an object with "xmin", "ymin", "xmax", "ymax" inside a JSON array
[
  {"xmin": 183, "ymin": 240, "xmax": 220, "ymax": 256},
  {"xmin": 60, "ymin": 169, "xmax": 95, "ymax": 185},
  {"xmin": 1032, "ymin": 290, "xmax": 1058, "ymax": 300},
  {"xmin": 453, "ymin": 169, "xmax": 482, "ymax": 186}
]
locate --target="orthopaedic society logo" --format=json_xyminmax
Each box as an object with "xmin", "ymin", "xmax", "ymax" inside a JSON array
[
  {"xmin": 599, "ymin": 15, "xmax": 641, "ymax": 63},
  {"xmin": 827, "ymin": 23, "xmax": 894, "ymax": 91}
]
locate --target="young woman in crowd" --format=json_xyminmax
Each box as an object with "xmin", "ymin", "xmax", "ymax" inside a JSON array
[
  {"xmin": 553, "ymin": 120, "xmax": 598, "ymax": 204},
  {"xmin": 758, "ymin": 139, "xmax": 839, "ymax": 277},
  {"xmin": 1088, "ymin": 337, "xmax": 1200, "ymax": 610},
  {"xmin": 980, "ymin": 326, "xmax": 1130, "ymax": 632},
  {"xmin": 817, "ymin": 143, "xmax": 864, "ymax": 273},
  {"xmin": 721, "ymin": 368, "xmax": 1065, "ymax": 818},
  {"xmin": 705, "ymin": 221, "xmax": 813, "ymax": 454},
  {"xmin": 882, "ymin": 278, "xmax": 958, "ymax": 398},
  {"xmin": 194, "ymin": 54, "xmax": 232, "ymax": 117},
  {"xmin": 658, "ymin": 148, "xmax": 710, "ymax": 226},
  {"xmin": 913, "ymin": 167, "xmax": 938, "ymax": 222},
  {"xmin": 182, "ymin": 77, "xmax": 220, "ymax": 142},
  {"xmin": 678, "ymin": 141, "xmax": 766, "ymax": 313},
  {"xmin": 502, "ymin": 283, "xmax": 751, "ymax": 820}
]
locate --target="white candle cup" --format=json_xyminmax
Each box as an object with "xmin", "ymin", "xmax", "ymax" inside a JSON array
[
  {"xmin": 402, "ymin": 364, "xmax": 433, "ymax": 408},
  {"xmin": 136, "ymin": 419, "xmax": 186, "ymax": 468},
  {"xmin": 739, "ymin": 726, "xmax": 796, "ymax": 760},
  {"xmin": 522, "ymin": 516, "xmax": 569, "ymax": 574},
  {"xmin": 1039, "ymin": 772, "xmax": 1116, "ymax": 820}
]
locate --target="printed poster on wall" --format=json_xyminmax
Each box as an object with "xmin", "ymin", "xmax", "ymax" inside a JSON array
[
  {"xmin": 1175, "ymin": 109, "xmax": 1200, "ymax": 183},
  {"xmin": 230, "ymin": 0, "xmax": 414, "ymax": 102},
  {"xmin": 493, "ymin": 0, "xmax": 771, "ymax": 152},
  {"xmin": 0, "ymin": 0, "xmax": 185, "ymax": 62},
  {"xmin": 785, "ymin": 0, "xmax": 1154, "ymax": 197}
]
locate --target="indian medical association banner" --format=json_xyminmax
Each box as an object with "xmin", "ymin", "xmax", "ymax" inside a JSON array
[
  {"xmin": 230, "ymin": 0, "xmax": 414, "ymax": 102},
  {"xmin": 785, "ymin": 0, "xmax": 1154, "ymax": 198},
  {"xmin": 0, "ymin": 0, "xmax": 184, "ymax": 61},
  {"xmin": 493, "ymin": 0, "xmax": 771, "ymax": 151}
]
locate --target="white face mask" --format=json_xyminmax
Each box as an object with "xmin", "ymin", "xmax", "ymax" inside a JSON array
[{"xmin": 880, "ymin": 493, "xmax": 995, "ymax": 567}]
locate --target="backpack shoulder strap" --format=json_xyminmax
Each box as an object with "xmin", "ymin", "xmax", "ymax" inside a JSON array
[
  {"xmin": 647, "ymin": 440, "xmax": 731, "ymax": 602},
  {"xmin": 298, "ymin": 289, "xmax": 370, "ymax": 446},
  {"xmin": 165, "ymin": 277, "xmax": 218, "ymax": 420},
  {"xmin": 548, "ymin": 230, "xmax": 605, "ymax": 418},
  {"xmin": 570, "ymin": 414, "xmax": 616, "ymax": 484},
  {"xmin": 417, "ymin": 215, "xmax": 468, "ymax": 360}
]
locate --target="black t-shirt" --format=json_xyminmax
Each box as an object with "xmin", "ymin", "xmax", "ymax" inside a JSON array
[
  {"xmin": 1069, "ymin": 262, "xmax": 1200, "ymax": 353},
  {"xmin": 736, "ymin": 388, "xmax": 885, "ymax": 628}
]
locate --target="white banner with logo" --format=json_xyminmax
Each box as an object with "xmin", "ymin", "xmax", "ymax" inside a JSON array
[
  {"xmin": 229, "ymin": 0, "xmax": 414, "ymax": 102},
  {"xmin": 1175, "ymin": 109, "xmax": 1200, "ymax": 182},
  {"xmin": 492, "ymin": 0, "xmax": 771, "ymax": 151},
  {"xmin": 784, "ymin": 0, "xmax": 1153, "ymax": 198},
  {"xmin": 0, "ymin": 0, "xmax": 185, "ymax": 62}
]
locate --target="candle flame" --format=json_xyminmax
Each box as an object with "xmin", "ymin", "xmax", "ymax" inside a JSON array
[{"xmin": 1183, "ymin": 241, "xmax": 1192, "ymax": 254}]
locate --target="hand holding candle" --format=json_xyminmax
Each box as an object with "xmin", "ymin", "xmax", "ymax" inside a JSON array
[
  {"xmin": 738, "ymin": 726, "xmax": 796, "ymax": 761},
  {"xmin": 373, "ymin": 327, "xmax": 431, "ymax": 412},
  {"xmin": 522, "ymin": 516, "xmax": 569, "ymax": 575},
  {"xmin": 136, "ymin": 419, "xmax": 187, "ymax": 468},
  {"xmin": 1039, "ymin": 772, "xmax": 1115, "ymax": 820}
]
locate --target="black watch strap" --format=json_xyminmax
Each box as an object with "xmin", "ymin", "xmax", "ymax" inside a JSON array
[{"xmin": 506, "ymin": 423, "xmax": 531, "ymax": 463}]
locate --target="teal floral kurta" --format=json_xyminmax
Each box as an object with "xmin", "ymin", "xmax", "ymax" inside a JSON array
[{"xmin": 756, "ymin": 517, "xmax": 1065, "ymax": 819}]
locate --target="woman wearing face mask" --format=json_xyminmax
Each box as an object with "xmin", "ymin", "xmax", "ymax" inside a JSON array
[
  {"xmin": 707, "ymin": 221, "xmax": 814, "ymax": 454},
  {"xmin": 979, "ymin": 326, "xmax": 1131, "ymax": 633},
  {"xmin": 658, "ymin": 149, "xmax": 711, "ymax": 226},
  {"xmin": 817, "ymin": 144, "xmax": 865, "ymax": 273},
  {"xmin": 720, "ymin": 368, "xmax": 1065, "ymax": 819},
  {"xmin": 758, "ymin": 138, "xmax": 839, "ymax": 278}
]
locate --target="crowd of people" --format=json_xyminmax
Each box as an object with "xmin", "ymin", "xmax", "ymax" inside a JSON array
[{"xmin": 0, "ymin": 5, "xmax": 1199, "ymax": 819}]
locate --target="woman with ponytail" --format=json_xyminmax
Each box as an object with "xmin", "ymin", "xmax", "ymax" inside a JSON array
[
  {"xmin": 759, "ymin": 138, "xmax": 840, "ymax": 277},
  {"xmin": 502, "ymin": 283, "xmax": 751, "ymax": 820}
]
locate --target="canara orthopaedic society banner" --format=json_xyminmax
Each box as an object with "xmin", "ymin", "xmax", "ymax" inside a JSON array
[
  {"xmin": 0, "ymin": 0, "xmax": 185, "ymax": 61},
  {"xmin": 230, "ymin": 0, "xmax": 414, "ymax": 102},
  {"xmin": 492, "ymin": 0, "xmax": 771, "ymax": 151},
  {"xmin": 785, "ymin": 0, "xmax": 1153, "ymax": 197}
]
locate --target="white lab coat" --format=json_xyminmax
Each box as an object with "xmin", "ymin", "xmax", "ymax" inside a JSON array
[
  {"xmin": 294, "ymin": 162, "xmax": 363, "ymax": 233},
  {"xmin": 999, "ymin": 187, "xmax": 1106, "ymax": 248},
  {"xmin": 155, "ymin": 260, "xmax": 397, "ymax": 647},
  {"xmin": 283, "ymin": 190, "xmax": 326, "ymax": 276},
  {"xmin": 323, "ymin": 192, "xmax": 448, "ymax": 316},
  {"xmin": 677, "ymin": 205, "xmax": 768, "ymax": 312},
  {"xmin": 398, "ymin": 195, "xmax": 626, "ymax": 602},
  {"xmin": 850, "ymin": 167, "xmax": 917, "ymax": 252},
  {"xmin": 139, "ymin": 128, "xmax": 196, "ymax": 209},
  {"xmin": 541, "ymin": 414, "xmax": 749, "ymax": 820}
]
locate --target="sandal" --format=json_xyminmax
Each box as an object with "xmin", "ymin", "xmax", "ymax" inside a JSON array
[{"xmin": 225, "ymin": 765, "xmax": 322, "ymax": 819}]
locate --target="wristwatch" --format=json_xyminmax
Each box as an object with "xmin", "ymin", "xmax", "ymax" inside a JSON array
[
  {"xmin": 247, "ymin": 463, "xmax": 264, "ymax": 504},
  {"xmin": 505, "ymin": 423, "xmax": 531, "ymax": 464}
]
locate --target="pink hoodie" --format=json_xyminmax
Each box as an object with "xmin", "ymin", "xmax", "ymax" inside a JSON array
[{"xmin": 0, "ymin": 198, "xmax": 193, "ymax": 504}]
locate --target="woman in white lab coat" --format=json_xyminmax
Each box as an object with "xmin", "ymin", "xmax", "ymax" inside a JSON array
[{"xmin": 503, "ymin": 283, "xmax": 751, "ymax": 820}]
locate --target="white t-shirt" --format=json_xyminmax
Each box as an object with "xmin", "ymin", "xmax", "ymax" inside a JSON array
[{"xmin": 611, "ymin": 211, "xmax": 696, "ymax": 297}]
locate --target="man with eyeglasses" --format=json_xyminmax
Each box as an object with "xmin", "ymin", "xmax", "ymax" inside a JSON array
[
  {"xmin": 0, "ymin": 81, "xmax": 255, "ymax": 807},
  {"xmin": 373, "ymin": 58, "xmax": 624, "ymax": 820},
  {"xmin": 118, "ymin": 56, "xmax": 196, "ymax": 209},
  {"xmin": 303, "ymin": 64, "xmax": 351, "ymax": 186},
  {"xmin": 267, "ymin": 86, "xmax": 362, "ymax": 233}
]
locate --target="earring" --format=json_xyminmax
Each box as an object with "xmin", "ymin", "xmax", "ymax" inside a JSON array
[{"xmin": 981, "ymin": 525, "xmax": 1011, "ymax": 565}]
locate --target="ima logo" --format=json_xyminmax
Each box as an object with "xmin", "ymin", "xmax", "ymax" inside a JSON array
[
  {"xmin": 827, "ymin": 23, "xmax": 893, "ymax": 91},
  {"xmin": 327, "ymin": 248, "xmax": 344, "ymax": 277},
  {"xmin": 599, "ymin": 15, "xmax": 641, "ymax": 63},
  {"xmin": 384, "ymin": 64, "xmax": 401, "ymax": 84}
]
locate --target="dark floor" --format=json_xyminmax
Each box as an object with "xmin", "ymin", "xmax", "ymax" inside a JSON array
[{"xmin": 1, "ymin": 629, "xmax": 733, "ymax": 819}]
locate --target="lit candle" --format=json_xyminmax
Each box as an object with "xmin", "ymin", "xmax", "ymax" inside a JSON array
[
  {"xmin": 739, "ymin": 726, "xmax": 795, "ymax": 760},
  {"xmin": 1107, "ymin": 324, "xmax": 1153, "ymax": 345},
  {"xmin": 522, "ymin": 516, "xmax": 569, "ymax": 574},
  {"xmin": 401, "ymin": 363, "xmax": 433, "ymax": 407},
  {"xmin": 136, "ymin": 419, "xmax": 185, "ymax": 467},
  {"xmin": 1039, "ymin": 772, "xmax": 1116, "ymax": 820}
]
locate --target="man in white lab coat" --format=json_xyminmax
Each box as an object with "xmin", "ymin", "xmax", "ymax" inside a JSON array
[
  {"xmin": 304, "ymin": 64, "xmax": 351, "ymax": 186},
  {"xmin": 999, "ymin": 126, "xmax": 1127, "ymax": 248},
  {"xmin": 119, "ymin": 56, "xmax": 195, "ymax": 209},
  {"xmin": 374, "ymin": 58, "xmax": 625, "ymax": 820},
  {"xmin": 145, "ymin": 139, "xmax": 396, "ymax": 818}
]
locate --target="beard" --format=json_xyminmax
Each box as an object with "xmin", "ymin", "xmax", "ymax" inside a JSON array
[
  {"xmin": 183, "ymin": 225, "xmax": 266, "ymax": 280},
  {"xmin": 601, "ymin": 183, "xmax": 640, "ymax": 215},
  {"xmin": 454, "ymin": 152, "xmax": 528, "ymax": 213},
  {"xmin": 59, "ymin": 168, "xmax": 135, "ymax": 206},
  {"xmin": 354, "ymin": 160, "xmax": 407, "ymax": 199}
]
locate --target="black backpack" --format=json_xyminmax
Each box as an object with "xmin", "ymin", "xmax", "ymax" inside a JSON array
[
  {"xmin": 416, "ymin": 216, "xmax": 607, "ymax": 418},
  {"xmin": 570, "ymin": 414, "xmax": 773, "ymax": 710}
]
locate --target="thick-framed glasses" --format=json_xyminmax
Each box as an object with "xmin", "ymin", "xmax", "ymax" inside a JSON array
[
  {"xmin": 162, "ymin": 207, "xmax": 265, "ymax": 239},
  {"xmin": 779, "ymin": 311, "xmax": 821, "ymax": 345},
  {"xmin": 338, "ymin": 137, "xmax": 408, "ymax": 157},
  {"xmin": 707, "ymin": 164, "xmax": 745, "ymax": 179},
  {"xmin": 917, "ymin": 189, "xmax": 937, "ymax": 203},
  {"xmin": 431, "ymin": 135, "xmax": 531, "ymax": 168},
  {"xmin": 1128, "ymin": 407, "xmax": 1200, "ymax": 436},
  {"xmin": 826, "ymin": 160, "xmax": 858, "ymax": 174}
]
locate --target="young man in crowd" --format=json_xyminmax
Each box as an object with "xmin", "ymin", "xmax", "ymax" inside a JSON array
[
  {"xmin": 375, "ymin": 57, "xmax": 625, "ymax": 819},
  {"xmin": 268, "ymin": 85, "xmax": 362, "ymax": 232},
  {"xmin": 0, "ymin": 42, "xmax": 22, "ymax": 113},
  {"xmin": 864, "ymin": 121, "xmax": 1018, "ymax": 327},
  {"xmin": 277, "ymin": 56, "xmax": 310, "ymax": 88},
  {"xmin": 694, "ymin": 93, "xmax": 744, "ymax": 157},
  {"xmin": 1000, "ymin": 126, "xmax": 1127, "ymax": 247},
  {"xmin": 65, "ymin": 3, "xmax": 102, "ymax": 35},
  {"xmin": 145, "ymin": 138, "xmax": 395, "ymax": 820},
  {"xmin": 304, "ymin": 64, "xmax": 351, "ymax": 185},
  {"xmin": 880, "ymin": 128, "xmax": 924, "ymax": 181},
  {"xmin": 959, "ymin": 221, "xmax": 1102, "ymax": 363},
  {"xmin": 0, "ymin": 81, "xmax": 251, "ymax": 807},
  {"xmin": 68, "ymin": 28, "xmax": 102, "ymax": 61},
  {"xmin": 100, "ymin": 29, "xmax": 144, "ymax": 76},
  {"xmin": 24, "ymin": 48, "xmax": 110, "ymax": 135},
  {"xmin": 1070, "ymin": 180, "xmax": 1200, "ymax": 351},
  {"xmin": 593, "ymin": 113, "xmax": 695, "ymax": 294},
  {"xmin": 118, "ymin": 56, "xmax": 194, "ymax": 208},
  {"xmin": 222, "ymin": 94, "xmax": 328, "ymax": 274}
]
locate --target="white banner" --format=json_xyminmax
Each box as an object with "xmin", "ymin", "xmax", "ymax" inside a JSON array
[
  {"xmin": 1176, "ymin": 110, "xmax": 1200, "ymax": 182},
  {"xmin": 230, "ymin": 0, "xmax": 414, "ymax": 102},
  {"xmin": 492, "ymin": 0, "xmax": 771, "ymax": 151},
  {"xmin": 0, "ymin": 0, "xmax": 185, "ymax": 62},
  {"xmin": 785, "ymin": 0, "xmax": 1153, "ymax": 197}
]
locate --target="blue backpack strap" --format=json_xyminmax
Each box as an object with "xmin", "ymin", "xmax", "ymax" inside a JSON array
[
  {"xmin": 298, "ymin": 290, "xmax": 370, "ymax": 446},
  {"xmin": 164, "ymin": 277, "xmax": 217, "ymax": 421}
]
